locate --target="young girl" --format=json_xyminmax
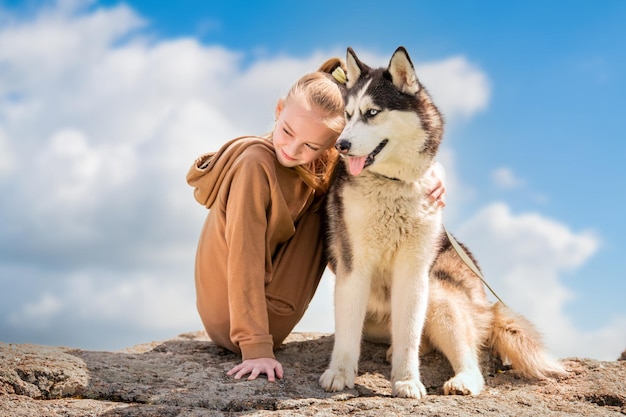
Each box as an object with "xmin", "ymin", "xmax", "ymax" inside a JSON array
[{"xmin": 187, "ymin": 58, "xmax": 446, "ymax": 382}]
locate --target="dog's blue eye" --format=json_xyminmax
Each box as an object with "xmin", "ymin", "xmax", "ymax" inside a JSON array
[
  {"xmin": 345, "ymin": 111, "xmax": 352, "ymax": 120},
  {"xmin": 366, "ymin": 109, "xmax": 379, "ymax": 118}
]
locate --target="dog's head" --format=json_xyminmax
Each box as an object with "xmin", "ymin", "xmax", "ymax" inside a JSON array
[{"xmin": 337, "ymin": 47, "xmax": 443, "ymax": 181}]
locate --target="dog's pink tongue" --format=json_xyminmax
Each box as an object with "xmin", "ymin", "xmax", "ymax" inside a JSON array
[{"xmin": 348, "ymin": 156, "xmax": 367, "ymax": 176}]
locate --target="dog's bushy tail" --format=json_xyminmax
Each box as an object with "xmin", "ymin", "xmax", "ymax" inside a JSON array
[{"xmin": 488, "ymin": 302, "xmax": 566, "ymax": 379}]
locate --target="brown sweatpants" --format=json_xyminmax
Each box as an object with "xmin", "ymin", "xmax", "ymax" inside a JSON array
[{"xmin": 195, "ymin": 208, "xmax": 327, "ymax": 357}]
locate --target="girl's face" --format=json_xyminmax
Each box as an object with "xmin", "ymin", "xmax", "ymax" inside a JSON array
[{"xmin": 272, "ymin": 97, "xmax": 338, "ymax": 168}]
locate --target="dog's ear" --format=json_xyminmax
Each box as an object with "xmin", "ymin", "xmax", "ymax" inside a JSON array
[
  {"xmin": 388, "ymin": 46, "xmax": 420, "ymax": 95},
  {"xmin": 345, "ymin": 47, "xmax": 368, "ymax": 89}
]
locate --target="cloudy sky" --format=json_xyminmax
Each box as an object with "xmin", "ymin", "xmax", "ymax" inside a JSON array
[{"xmin": 0, "ymin": 0, "xmax": 624, "ymax": 361}]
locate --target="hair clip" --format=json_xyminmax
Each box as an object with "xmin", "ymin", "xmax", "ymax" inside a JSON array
[{"xmin": 331, "ymin": 67, "xmax": 347, "ymax": 84}]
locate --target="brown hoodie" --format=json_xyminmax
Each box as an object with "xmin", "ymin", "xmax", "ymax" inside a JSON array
[{"xmin": 187, "ymin": 136, "xmax": 326, "ymax": 360}]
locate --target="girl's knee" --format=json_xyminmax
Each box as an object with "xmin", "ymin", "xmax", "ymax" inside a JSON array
[{"xmin": 205, "ymin": 326, "xmax": 240, "ymax": 354}]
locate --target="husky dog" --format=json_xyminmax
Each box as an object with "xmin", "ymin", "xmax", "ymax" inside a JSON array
[{"xmin": 319, "ymin": 47, "xmax": 565, "ymax": 398}]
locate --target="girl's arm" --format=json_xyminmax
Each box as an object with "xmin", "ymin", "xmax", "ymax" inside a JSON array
[{"xmin": 222, "ymin": 154, "xmax": 282, "ymax": 379}]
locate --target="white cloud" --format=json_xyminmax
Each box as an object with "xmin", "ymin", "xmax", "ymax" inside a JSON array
[
  {"xmin": 418, "ymin": 56, "xmax": 490, "ymax": 121},
  {"xmin": 0, "ymin": 1, "xmax": 145, "ymax": 95},
  {"xmin": 455, "ymin": 203, "xmax": 625, "ymax": 360},
  {"xmin": 492, "ymin": 167, "xmax": 525, "ymax": 189},
  {"xmin": 8, "ymin": 293, "xmax": 63, "ymax": 329},
  {"xmin": 63, "ymin": 273, "xmax": 201, "ymax": 330},
  {"xmin": 0, "ymin": 127, "xmax": 15, "ymax": 178},
  {"xmin": 6, "ymin": 271, "xmax": 203, "ymax": 350}
]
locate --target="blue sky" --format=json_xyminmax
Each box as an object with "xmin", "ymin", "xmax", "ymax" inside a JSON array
[{"xmin": 0, "ymin": 0, "xmax": 624, "ymax": 360}]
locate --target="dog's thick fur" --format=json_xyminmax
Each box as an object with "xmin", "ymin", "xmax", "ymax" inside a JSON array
[{"xmin": 319, "ymin": 47, "xmax": 565, "ymax": 398}]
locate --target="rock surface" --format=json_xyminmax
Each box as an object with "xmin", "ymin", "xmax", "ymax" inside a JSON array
[{"xmin": 1, "ymin": 332, "xmax": 625, "ymax": 416}]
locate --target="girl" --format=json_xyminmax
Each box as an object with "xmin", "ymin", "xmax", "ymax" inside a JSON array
[{"xmin": 187, "ymin": 58, "xmax": 445, "ymax": 382}]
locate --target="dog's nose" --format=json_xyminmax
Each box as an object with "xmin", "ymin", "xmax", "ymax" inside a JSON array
[{"xmin": 335, "ymin": 139, "xmax": 351, "ymax": 154}]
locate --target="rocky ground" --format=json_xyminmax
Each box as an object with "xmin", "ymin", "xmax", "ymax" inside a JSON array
[{"xmin": 1, "ymin": 332, "xmax": 624, "ymax": 416}]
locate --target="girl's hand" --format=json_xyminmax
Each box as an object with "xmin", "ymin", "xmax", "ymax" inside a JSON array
[
  {"xmin": 227, "ymin": 358, "xmax": 284, "ymax": 382},
  {"xmin": 426, "ymin": 161, "xmax": 446, "ymax": 207}
]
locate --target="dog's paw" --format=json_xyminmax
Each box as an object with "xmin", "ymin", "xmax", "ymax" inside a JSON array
[
  {"xmin": 319, "ymin": 367, "xmax": 356, "ymax": 392},
  {"xmin": 443, "ymin": 371, "xmax": 484, "ymax": 395},
  {"xmin": 392, "ymin": 379, "xmax": 427, "ymax": 399}
]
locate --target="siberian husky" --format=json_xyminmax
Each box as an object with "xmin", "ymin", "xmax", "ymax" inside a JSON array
[{"xmin": 319, "ymin": 46, "xmax": 565, "ymax": 398}]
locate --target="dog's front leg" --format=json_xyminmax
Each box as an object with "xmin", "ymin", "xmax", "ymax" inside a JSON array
[
  {"xmin": 390, "ymin": 258, "xmax": 429, "ymax": 399},
  {"xmin": 319, "ymin": 266, "xmax": 370, "ymax": 392}
]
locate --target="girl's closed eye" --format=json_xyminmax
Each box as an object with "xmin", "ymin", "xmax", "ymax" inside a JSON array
[
  {"xmin": 283, "ymin": 128, "xmax": 293, "ymax": 137},
  {"xmin": 306, "ymin": 143, "xmax": 320, "ymax": 151}
]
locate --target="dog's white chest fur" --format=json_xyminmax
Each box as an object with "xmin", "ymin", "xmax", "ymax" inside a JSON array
[{"xmin": 342, "ymin": 173, "xmax": 442, "ymax": 261}]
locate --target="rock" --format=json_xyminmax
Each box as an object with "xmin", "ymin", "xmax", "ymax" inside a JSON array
[{"xmin": 1, "ymin": 332, "xmax": 625, "ymax": 416}]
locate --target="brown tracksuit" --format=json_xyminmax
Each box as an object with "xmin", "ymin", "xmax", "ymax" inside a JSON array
[{"xmin": 187, "ymin": 136, "xmax": 327, "ymax": 360}]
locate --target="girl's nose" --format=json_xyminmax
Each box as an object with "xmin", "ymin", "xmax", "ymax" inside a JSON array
[{"xmin": 286, "ymin": 141, "xmax": 301, "ymax": 156}]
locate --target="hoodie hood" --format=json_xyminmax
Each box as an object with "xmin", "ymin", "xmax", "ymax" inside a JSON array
[{"xmin": 186, "ymin": 136, "xmax": 275, "ymax": 208}]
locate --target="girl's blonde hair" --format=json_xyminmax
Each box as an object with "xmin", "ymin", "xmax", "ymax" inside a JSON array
[{"xmin": 284, "ymin": 58, "xmax": 346, "ymax": 194}]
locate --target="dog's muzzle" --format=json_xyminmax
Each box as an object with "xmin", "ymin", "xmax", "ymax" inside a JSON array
[
  {"xmin": 335, "ymin": 139, "xmax": 388, "ymax": 161},
  {"xmin": 337, "ymin": 139, "xmax": 389, "ymax": 176}
]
